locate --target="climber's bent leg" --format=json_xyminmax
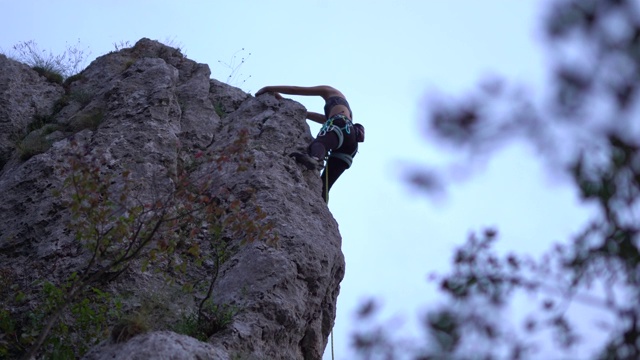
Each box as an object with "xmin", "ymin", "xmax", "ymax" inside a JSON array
[{"xmin": 308, "ymin": 131, "xmax": 340, "ymax": 160}]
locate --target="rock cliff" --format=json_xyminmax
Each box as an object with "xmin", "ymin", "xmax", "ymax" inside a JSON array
[{"xmin": 0, "ymin": 38, "xmax": 344, "ymax": 360}]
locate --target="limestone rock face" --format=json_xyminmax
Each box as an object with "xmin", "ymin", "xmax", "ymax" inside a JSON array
[
  {"xmin": 0, "ymin": 54, "xmax": 64, "ymax": 167},
  {"xmin": 82, "ymin": 331, "xmax": 224, "ymax": 360},
  {"xmin": 0, "ymin": 38, "xmax": 344, "ymax": 360}
]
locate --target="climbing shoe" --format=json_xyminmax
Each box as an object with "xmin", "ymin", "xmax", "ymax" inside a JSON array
[{"xmin": 290, "ymin": 152, "xmax": 323, "ymax": 171}]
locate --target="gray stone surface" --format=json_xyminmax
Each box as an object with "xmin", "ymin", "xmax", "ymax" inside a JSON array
[
  {"xmin": 82, "ymin": 331, "xmax": 224, "ymax": 360},
  {"xmin": 0, "ymin": 38, "xmax": 344, "ymax": 360},
  {"xmin": 0, "ymin": 54, "xmax": 64, "ymax": 166}
]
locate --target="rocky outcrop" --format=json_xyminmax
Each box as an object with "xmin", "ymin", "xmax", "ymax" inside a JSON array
[
  {"xmin": 0, "ymin": 53, "xmax": 64, "ymax": 168},
  {"xmin": 0, "ymin": 38, "xmax": 344, "ymax": 359},
  {"xmin": 82, "ymin": 331, "xmax": 224, "ymax": 360}
]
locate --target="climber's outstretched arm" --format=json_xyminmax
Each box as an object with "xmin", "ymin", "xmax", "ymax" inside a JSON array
[
  {"xmin": 306, "ymin": 111, "xmax": 326, "ymax": 124},
  {"xmin": 255, "ymin": 85, "xmax": 345, "ymax": 101}
]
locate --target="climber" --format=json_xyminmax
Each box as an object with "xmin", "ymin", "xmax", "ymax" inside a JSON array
[{"xmin": 255, "ymin": 85, "xmax": 365, "ymax": 202}]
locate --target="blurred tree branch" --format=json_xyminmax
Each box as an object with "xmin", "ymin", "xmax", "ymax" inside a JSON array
[{"xmin": 357, "ymin": 0, "xmax": 640, "ymax": 359}]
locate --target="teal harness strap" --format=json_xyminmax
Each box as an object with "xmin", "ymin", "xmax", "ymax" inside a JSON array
[
  {"xmin": 319, "ymin": 115, "xmax": 353, "ymax": 149},
  {"xmin": 328, "ymin": 152, "xmax": 353, "ymax": 168},
  {"xmin": 332, "ymin": 127, "xmax": 345, "ymax": 149},
  {"xmin": 318, "ymin": 114, "xmax": 358, "ymax": 168}
]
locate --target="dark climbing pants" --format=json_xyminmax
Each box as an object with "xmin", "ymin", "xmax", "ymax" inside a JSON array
[{"xmin": 308, "ymin": 118, "xmax": 358, "ymax": 201}]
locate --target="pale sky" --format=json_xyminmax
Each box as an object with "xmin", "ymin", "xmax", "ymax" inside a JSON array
[{"xmin": 1, "ymin": 1, "xmax": 600, "ymax": 358}]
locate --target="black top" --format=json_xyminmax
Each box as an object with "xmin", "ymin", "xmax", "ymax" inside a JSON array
[{"xmin": 324, "ymin": 96, "xmax": 353, "ymax": 119}]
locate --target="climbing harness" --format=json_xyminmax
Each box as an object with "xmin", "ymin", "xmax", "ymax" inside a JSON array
[
  {"xmin": 318, "ymin": 114, "xmax": 358, "ymax": 169},
  {"xmin": 318, "ymin": 114, "xmax": 352, "ymax": 150},
  {"xmin": 329, "ymin": 151, "xmax": 355, "ymax": 168}
]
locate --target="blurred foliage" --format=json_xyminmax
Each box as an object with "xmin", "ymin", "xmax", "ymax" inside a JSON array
[{"xmin": 357, "ymin": 0, "xmax": 640, "ymax": 359}]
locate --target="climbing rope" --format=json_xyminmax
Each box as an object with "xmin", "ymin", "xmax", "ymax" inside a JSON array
[
  {"xmin": 324, "ymin": 161, "xmax": 330, "ymax": 205},
  {"xmin": 331, "ymin": 328, "xmax": 335, "ymax": 360},
  {"xmin": 324, "ymin": 162, "xmax": 334, "ymax": 360}
]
